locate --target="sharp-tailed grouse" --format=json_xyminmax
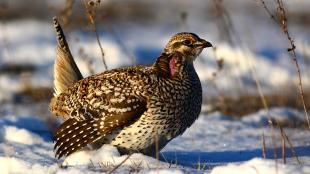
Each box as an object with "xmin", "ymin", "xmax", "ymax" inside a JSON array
[{"xmin": 50, "ymin": 17, "xmax": 212, "ymax": 159}]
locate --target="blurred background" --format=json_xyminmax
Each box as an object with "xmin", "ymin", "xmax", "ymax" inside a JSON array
[{"xmin": 0, "ymin": 0, "xmax": 310, "ymax": 129}]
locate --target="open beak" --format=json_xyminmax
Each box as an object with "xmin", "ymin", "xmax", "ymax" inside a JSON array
[{"xmin": 196, "ymin": 39, "xmax": 213, "ymax": 48}]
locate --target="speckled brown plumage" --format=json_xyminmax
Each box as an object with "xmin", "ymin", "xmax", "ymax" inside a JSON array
[{"xmin": 50, "ymin": 18, "xmax": 212, "ymax": 159}]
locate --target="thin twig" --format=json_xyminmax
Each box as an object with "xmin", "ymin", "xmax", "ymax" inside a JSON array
[
  {"xmin": 258, "ymin": 0, "xmax": 310, "ymax": 129},
  {"xmin": 103, "ymin": 24, "xmax": 136, "ymax": 65},
  {"xmin": 280, "ymin": 127, "xmax": 286, "ymax": 164},
  {"xmin": 258, "ymin": 0, "xmax": 279, "ymax": 24},
  {"xmin": 262, "ymin": 132, "xmax": 266, "ymax": 159},
  {"xmin": 283, "ymin": 130, "xmax": 301, "ymax": 164},
  {"xmin": 107, "ymin": 154, "xmax": 131, "ymax": 174},
  {"xmin": 277, "ymin": 0, "xmax": 310, "ymax": 129},
  {"xmin": 250, "ymin": 64, "xmax": 278, "ymax": 172},
  {"xmin": 82, "ymin": 0, "xmax": 108, "ymax": 70},
  {"xmin": 210, "ymin": 0, "xmax": 248, "ymax": 95},
  {"xmin": 211, "ymin": 2, "xmax": 279, "ymax": 172}
]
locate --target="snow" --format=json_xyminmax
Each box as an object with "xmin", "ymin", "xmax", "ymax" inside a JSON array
[
  {"xmin": 0, "ymin": 108, "xmax": 309, "ymax": 173},
  {"xmin": 146, "ymin": 170, "xmax": 184, "ymax": 174},
  {"xmin": 211, "ymin": 158, "xmax": 310, "ymax": 174},
  {"xmin": 241, "ymin": 108, "xmax": 306, "ymax": 127},
  {"xmin": 3, "ymin": 126, "xmax": 44, "ymax": 145}
]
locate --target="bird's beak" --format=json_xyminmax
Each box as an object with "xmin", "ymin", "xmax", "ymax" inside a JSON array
[{"xmin": 196, "ymin": 39, "xmax": 213, "ymax": 48}]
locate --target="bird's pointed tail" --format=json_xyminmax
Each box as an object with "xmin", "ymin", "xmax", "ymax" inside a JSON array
[{"xmin": 52, "ymin": 17, "xmax": 83, "ymax": 96}]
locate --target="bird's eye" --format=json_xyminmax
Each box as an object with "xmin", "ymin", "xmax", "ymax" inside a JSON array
[{"xmin": 182, "ymin": 40, "xmax": 192, "ymax": 46}]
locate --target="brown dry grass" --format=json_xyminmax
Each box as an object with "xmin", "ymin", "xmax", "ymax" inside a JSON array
[{"xmin": 205, "ymin": 90, "xmax": 310, "ymax": 118}]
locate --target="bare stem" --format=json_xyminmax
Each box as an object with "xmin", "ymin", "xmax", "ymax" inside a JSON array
[
  {"xmin": 83, "ymin": 0, "xmax": 108, "ymax": 70},
  {"xmin": 250, "ymin": 64, "xmax": 278, "ymax": 172},
  {"xmin": 258, "ymin": 0, "xmax": 310, "ymax": 129},
  {"xmin": 103, "ymin": 24, "xmax": 136, "ymax": 65},
  {"xmin": 262, "ymin": 132, "xmax": 266, "ymax": 159},
  {"xmin": 283, "ymin": 129, "xmax": 301, "ymax": 164},
  {"xmin": 107, "ymin": 154, "xmax": 131, "ymax": 174},
  {"xmin": 277, "ymin": 0, "xmax": 310, "ymax": 129},
  {"xmin": 212, "ymin": 1, "xmax": 279, "ymax": 172},
  {"xmin": 280, "ymin": 127, "xmax": 286, "ymax": 164}
]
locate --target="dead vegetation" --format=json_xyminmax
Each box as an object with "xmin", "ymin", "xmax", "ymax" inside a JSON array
[
  {"xmin": 0, "ymin": 63, "xmax": 35, "ymax": 75},
  {"xmin": 205, "ymin": 89, "xmax": 310, "ymax": 119}
]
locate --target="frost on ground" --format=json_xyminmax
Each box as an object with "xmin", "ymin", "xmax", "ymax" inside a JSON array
[{"xmin": 0, "ymin": 108, "xmax": 309, "ymax": 174}]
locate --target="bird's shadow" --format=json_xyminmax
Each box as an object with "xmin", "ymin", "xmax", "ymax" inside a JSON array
[{"xmin": 161, "ymin": 146, "xmax": 310, "ymax": 168}]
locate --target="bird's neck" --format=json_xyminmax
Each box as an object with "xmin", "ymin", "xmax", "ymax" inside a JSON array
[{"xmin": 153, "ymin": 52, "xmax": 195, "ymax": 79}]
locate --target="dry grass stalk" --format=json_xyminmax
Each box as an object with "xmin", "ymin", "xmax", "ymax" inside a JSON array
[
  {"xmin": 154, "ymin": 127, "xmax": 161, "ymax": 171},
  {"xmin": 250, "ymin": 64, "xmax": 278, "ymax": 172},
  {"xmin": 276, "ymin": 0, "xmax": 310, "ymax": 130},
  {"xmin": 205, "ymin": 90, "xmax": 310, "ymax": 119},
  {"xmin": 282, "ymin": 129, "xmax": 301, "ymax": 164},
  {"xmin": 211, "ymin": 1, "xmax": 279, "ymax": 170},
  {"xmin": 210, "ymin": 0, "xmax": 247, "ymax": 95},
  {"xmin": 277, "ymin": 0, "xmax": 310, "ymax": 130},
  {"xmin": 258, "ymin": 0, "xmax": 278, "ymax": 24},
  {"xmin": 258, "ymin": 0, "xmax": 310, "ymax": 129},
  {"xmin": 128, "ymin": 160, "xmax": 143, "ymax": 173},
  {"xmin": 103, "ymin": 25, "xmax": 136, "ymax": 65},
  {"xmin": 262, "ymin": 132, "xmax": 266, "ymax": 159},
  {"xmin": 280, "ymin": 127, "xmax": 286, "ymax": 164},
  {"xmin": 209, "ymin": 47, "xmax": 227, "ymax": 113},
  {"xmin": 107, "ymin": 154, "xmax": 131, "ymax": 174},
  {"xmin": 98, "ymin": 161, "xmax": 116, "ymax": 172},
  {"xmin": 0, "ymin": 21, "xmax": 12, "ymax": 63},
  {"xmin": 82, "ymin": 0, "xmax": 108, "ymax": 70},
  {"xmin": 211, "ymin": 0, "xmax": 234, "ymax": 44},
  {"xmin": 155, "ymin": 131, "xmax": 159, "ymax": 161}
]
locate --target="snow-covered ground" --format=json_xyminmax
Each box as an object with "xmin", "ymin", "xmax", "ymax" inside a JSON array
[{"xmin": 0, "ymin": 108, "xmax": 309, "ymax": 173}]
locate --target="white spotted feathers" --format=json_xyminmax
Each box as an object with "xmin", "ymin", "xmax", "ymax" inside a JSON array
[{"xmin": 50, "ymin": 18, "xmax": 211, "ymax": 159}]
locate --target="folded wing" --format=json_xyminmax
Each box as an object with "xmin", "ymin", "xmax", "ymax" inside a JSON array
[{"xmin": 51, "ymin": 70, "xmax": 148, "ymax": 158}]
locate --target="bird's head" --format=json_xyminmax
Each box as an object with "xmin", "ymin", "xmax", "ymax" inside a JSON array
[{"xmin": 164, "ymin": 32, "xmax": 212, "ymax": 61}]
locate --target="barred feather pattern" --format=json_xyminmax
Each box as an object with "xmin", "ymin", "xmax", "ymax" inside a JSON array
[
  {"xmin": 50, "ymin": 32, "xmax": 207, "ymax": 159},
  {"xmin": 53, "ymin": 17, "xmax": 83, "ymax": 96}
]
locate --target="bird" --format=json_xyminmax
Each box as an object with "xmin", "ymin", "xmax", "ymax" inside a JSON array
[{"xmin": 50, "ymin": 17, "xmax": 212, "ymax": 159}]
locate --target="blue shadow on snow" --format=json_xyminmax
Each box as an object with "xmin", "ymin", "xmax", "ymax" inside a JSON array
[{"xmin": 162, "ymin": 146, "xmax": 310, "ymax": 168}]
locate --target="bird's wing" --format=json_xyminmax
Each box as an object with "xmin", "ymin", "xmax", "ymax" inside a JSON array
[
  {"xmin": 52, "ymin": 17, "xmax": 83, "ymax": 96},
  {"xmin": 51, "ymin": 69, "xmax": 148, "ymax": 158}
]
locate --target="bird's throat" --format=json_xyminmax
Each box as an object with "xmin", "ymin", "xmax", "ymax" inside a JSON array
[{"xmin": 169, "ymin": 57, "xmax": 177, "ymax": 77}]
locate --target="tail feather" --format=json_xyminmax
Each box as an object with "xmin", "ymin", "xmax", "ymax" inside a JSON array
[
  {"xmin": 52, "ymin": 17, "xmax": 83, "ymax": 96},
  {"xmin": 54, "ymin": 118, "xmax": 105, "ymax": 159}
]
